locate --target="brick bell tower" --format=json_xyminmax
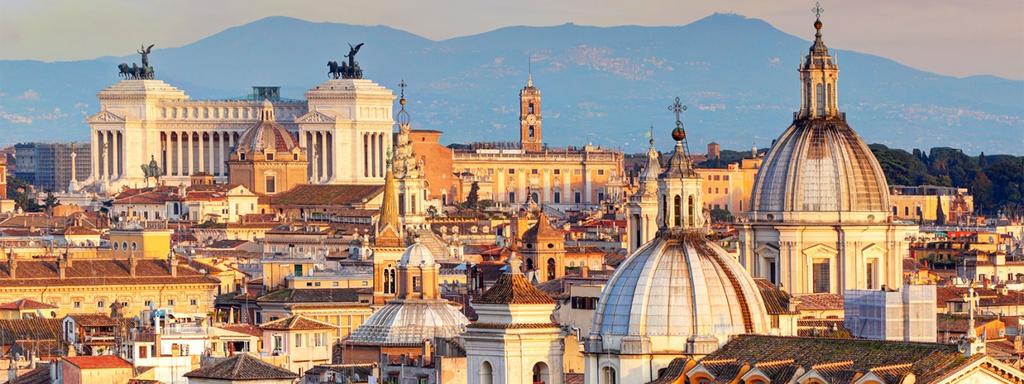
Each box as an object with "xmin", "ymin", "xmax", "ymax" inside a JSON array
[{"xmin": 519, "ymin": 70, "xmax": 542, "ymax": 152}]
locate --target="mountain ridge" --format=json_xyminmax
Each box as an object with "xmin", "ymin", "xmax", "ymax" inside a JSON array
[{"xmin": 0, "ymin": 13, "xmax": 1020, "ymax": 154}]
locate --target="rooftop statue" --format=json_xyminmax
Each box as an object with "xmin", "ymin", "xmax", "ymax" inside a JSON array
[
  {"xmin": 327, "ymin": 42, "xmax": 364, "ymax": 79},
  {"xmin": 117, "ymin": 44, "xmax": 156, "ymax": 80}
]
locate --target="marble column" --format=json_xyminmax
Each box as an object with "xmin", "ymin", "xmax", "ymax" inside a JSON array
[
  {"xmin": 90, "ymin": 130, "xmax": 99, "ymax": 181},
  {"xmin": 175, "ymin": 133, "xmax": 182, "ymax": 176},
  {"xmin": 218, "ymin": 133, "xmax": 225, "ymax": 176},
  {"xmin": 198, "ymin": 132, "xmax": 206, "ymax": 175},
  {"xmin": 208, "ymin": 131, "xmax": 215, "ymax": 175}
]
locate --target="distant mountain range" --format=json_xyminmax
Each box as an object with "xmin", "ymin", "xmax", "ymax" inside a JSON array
[{"xmin": 0, "ymin": 14, "xmax": 1021, "ymax": 154}]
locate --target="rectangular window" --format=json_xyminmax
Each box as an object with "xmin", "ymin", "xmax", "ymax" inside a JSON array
[
  {"xmin": 413, "ymin": 276, "xmax": 422, "ymax": 293},
  {"xmin": 724, "ymin": 175, "xmax": 730, "ymax": 181},
  {"xmin": 168, "ymin": 299, "xmax": 175, "ymax": 306},
  {"xmin": 74, "ymin": 301, "xmax": 81, "ymax": 309},
  {"xmin": 554, "ymin": 192, "xmax": 561, "ymax": 204},
  {"xmin": 866, "ymin": 260, "xmax": 876, "ymax": 289},
  {"xmin": 597, "ymin": 169, "xmax": 605, "ymax": 175},
  {"xmin": 553, "ymin": 169, "xmax": 560, "ymax": 175},
  {"xmin": 315, "ymin": 333, "xmax": 324, "ymax": 347},
  {"xmin": 508, "ymin": 191, "xmax": 516, "ymax": 202},
  {"xmin": 266, "ymin": 153, "xmax": 274, "ymax": 161},
  {"xmin": 190, "ymin": 298, "xmax": 198, "ymax": 306},
  {"xmin": 295, "ymin": 333, "xmax": 303, "ymax": 348},
  {"xmin": 574, "ymin": 192, "xmax": 581, "ymax": 204},
  {"xmin": 769, "ymin": 260, "xmax": 777, "ymax": 284},
  {"xmin": 813, "ymin": 260, "xmax": 830, "ymax": 293},
  {"xmin": 508, "ymin": 169, "xmax": 515, "ymax": 174},
  {"xmin": 265, "ymin": 175, "xmax": 276, "ymax": 194},
  {"xmin": 531, "ymin": 169, "xmax": 538, "ymax": 174},
  {"xmin": 273, "ymin": 335, "xmax": 283, "ymax": 352},
  {"xmin": 97, "ymin": 301, "xmax": 104, "ymax": 308},
  {"xmin": 598, "ymin": 192, "xmax": 605, "ymax": 202}
]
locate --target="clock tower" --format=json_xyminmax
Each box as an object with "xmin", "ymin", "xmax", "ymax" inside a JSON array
[{"xmin": 519, "ymin": 73, "xmax": 542, "ymax": 152}]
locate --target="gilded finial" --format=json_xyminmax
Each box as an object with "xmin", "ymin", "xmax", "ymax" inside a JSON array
[{"xmin": 668, "ymin": 97, "xmax": 687, "ymax": 142}]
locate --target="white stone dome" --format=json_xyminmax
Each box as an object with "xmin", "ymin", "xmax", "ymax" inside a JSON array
[
  {"xmin": 589, "ymin": 229, "xmax": 769, "ymax": 354},
  {"xmin": 750, "ymin": 118, "xmax": 890, "ymax": 223},
  {"xmin": 345, "ymin": 300, "xmax": 469, "ymax": 346},
  {"xmin": 399, "ymin": 241, "xmax": 436, "ymax": 267}
]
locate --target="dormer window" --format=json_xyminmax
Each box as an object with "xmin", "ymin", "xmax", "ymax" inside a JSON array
[
  {"xmin": 266, "ymin": 153, "xmax": 274, "ymax": 161},
  {"xmin": 240, "ymin": 153, "xmax": 246, "ymax": 161}
]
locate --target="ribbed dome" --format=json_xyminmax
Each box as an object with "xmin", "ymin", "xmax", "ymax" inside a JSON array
[
  {"xmin": 590, "ymin": 229, "xmax": 769, "ymax": 352},
  {"xmin": 399, "ymin": 241, "xmax": 436, "ymax": 267},
  {"xmin": 345, "ymin": 300, "xmax": 469, "ymax": 346},
  {"xmin": 236, "ymin": 99, "xmax": 299, "ymax": 154},
  {"xmin": 750, "ymin": 118, "xmax": 890, "ymax": 222},
  {"xmin": 237, "ymin": 120, "xmax": 298, "ymax": 153}
]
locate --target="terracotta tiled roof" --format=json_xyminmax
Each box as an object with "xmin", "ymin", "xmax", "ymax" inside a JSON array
[
  {"xmin": 257, "ymin": 288, "xmax": 362, "ymax": 303},
  {"xmin": 0, "ymin": 258, "xmax": 219, "ymax": 287},
  {"xmin": 754, "ymin": 278, "xmax": 798, "ymax": 315},
  {"xmin": 10, "ymin": 363, "xmax": 51, "ymax": 384},
  {"xmin": 214, "ymin": 324, "xmax": 264, "ymax": 337},
  {"xmin": 260, "ymin": 314, "xmax": 335, "ymax": 331},
  {"xmin": 704, "ymin": 335, "xmax": 967, "ymax": 384},
  {"xmin": 794, "ymin": 293, "xmax": 844, "ymax": 311},
  {"xmin": 521, "ymin": 212, "xmax": 564, "ymax": 242},
  {"xmin": 0, "ymin": 298, "xmax": 56, "ymax": 310},
  {"xmin": 564, "ymin": 373, "xmax": 584, "ymax": 384},
  {"xmin": 63, "ymin": 355, "xmax": 133, "ymax": 369},
  {"xmin": 268, "ymin": 184, "xmax": 383, "ymax": 207},
  {"xmin": 184, "ymin": 353, "xmax": 298, "ymax": 380},
  {"xmin": 0, "ymin": 318, "xmax": 62, "ymax": 341},
  {"xmin": 474, "ymin": 269, "xmax": 555, "ymax": 305},
  {"xmin": 66, "ymin": 313, "xmax": 117, "ymax": 327}
]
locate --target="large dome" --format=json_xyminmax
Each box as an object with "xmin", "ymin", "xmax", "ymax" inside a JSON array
[
  {"xmin": 589, "ymin": 229, "xmax": 769, "ymax": 355},
  {"xmin": 750, "ymin": 118, "xmax": 890, "ymax": 223},
  {"xmin": 345, "ymin": 300, "xmax": 469, "ymax": 346}
]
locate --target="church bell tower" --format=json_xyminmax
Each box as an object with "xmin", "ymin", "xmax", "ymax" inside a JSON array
[{"xmin": 519, "ymin": 71, "xmax": 542, "ymax": 152}]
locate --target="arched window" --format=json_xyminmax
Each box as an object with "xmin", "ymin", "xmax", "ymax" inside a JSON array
[
  {"xmin": 815, "ymin": 83, "xmax": 825, "ymax": 117},
  {"xmin": 480, "ymin": 361, "xmax": 493, "ymax": 384},
  {"xmin": 547, "ymin": 258, "xmax": 556, "ymax": 281},
  {"xmin": 528, "ymin": 102, "xmax": 535, "ymax": 114},
  {"xmin": 673, "ymin": 195, "xmax": 682, "ymax": 227},
  {"xmin": 688, "ymin": 195, "xmax": 696, "ymax": 227},
  {"xmin": 602, "ymin": 367, "xmax": 617, "ymax": 384},
  {"xmin": 526, "ymin": 258, "xmax": 535, "ymax": 271},
  {"xmin": 532, "ymin": 362, "xmax": 550, "ymax": 384}
]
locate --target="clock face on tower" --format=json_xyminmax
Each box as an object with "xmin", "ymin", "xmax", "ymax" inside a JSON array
[{"xmin": 526, "ymin": 114, "xmax": 537, "ymax": 125}]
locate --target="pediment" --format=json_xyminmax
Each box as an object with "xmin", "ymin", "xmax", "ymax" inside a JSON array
[
  {"xmin": 802, "ymin": 243, "xmax": 838, "ymax": 259},
  {"xmin": 295, "ymin": 110, "xmax": 335, "ymax": 124},
  {"xmin": 861, "ymin": 243, "xmax": 886, "ymax": 258},
  {"xmin": 88, "ymin": 110, "xmax": 125, "ymax": 123},
  {"xmin": 755, "ymin": 243, "xmax": 780, "ymax": 257}
]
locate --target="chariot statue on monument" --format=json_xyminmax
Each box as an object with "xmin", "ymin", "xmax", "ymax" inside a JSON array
[
  {"xmin": 327, "ymin": 42, "xmax": 365, "ymax": 79},
  {"xmin": 117, "ymin": 43, "xmax": 156, "ymax": 80}
]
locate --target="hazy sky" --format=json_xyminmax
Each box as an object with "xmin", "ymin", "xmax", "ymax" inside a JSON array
[{"xmin": 2, "ymin": 0, "xmax": 1022, "ymax": 79}]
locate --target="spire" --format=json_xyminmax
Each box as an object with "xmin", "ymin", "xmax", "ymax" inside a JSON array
[
  {"xmin": 396, "ymin": 79, "xmax": 410, "ymax": 126},
  {"xmin": 375, "ymin": 160, "xmax": 403, "ymax": 247},
  {"xmin": 527, "ymin": 56, "xmax": 533, "ymax": 87},
  {"xmin": 638, "ymin": 126, "xmax": 661, "ymax": 184},
  {"xmin": 798, "ymin": 1, "xmax": 840, "ymax": 120},
  {"xmin": 661, "ymin": 97, "xmax": 696, "ymax": 178}
]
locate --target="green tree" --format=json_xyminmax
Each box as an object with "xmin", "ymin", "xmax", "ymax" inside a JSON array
[
  {"xmin": 971, "ymin": 171, "xmax": 993, "ymax": 213},
  {"xmin": 466, "ymin": 181, "xmax": 480, "ymax": 209},
  {"xmin": 43, "ymin": 191, "xmax": 59, "ymax": 209},
  {"xmin": 710, "ymin": 208, "xmax": 734, "ymax": 223}
]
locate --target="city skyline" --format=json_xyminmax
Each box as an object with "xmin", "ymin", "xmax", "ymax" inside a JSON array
[{"xmin": 2, "ymin": 0, "xmax": 1022, "ymax": 80}]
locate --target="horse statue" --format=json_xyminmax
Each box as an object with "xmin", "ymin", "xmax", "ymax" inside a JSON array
[
  {"xmin": 327, "ymin": 61, "xmax": 342, "ymax": 79},
  {"xmin": 116, "ymin": 44, "xmax": 156, "ymax": 80},
  {"xmin": 118, "ymin": 63, "xmax": 132, "ymax": 79}
]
